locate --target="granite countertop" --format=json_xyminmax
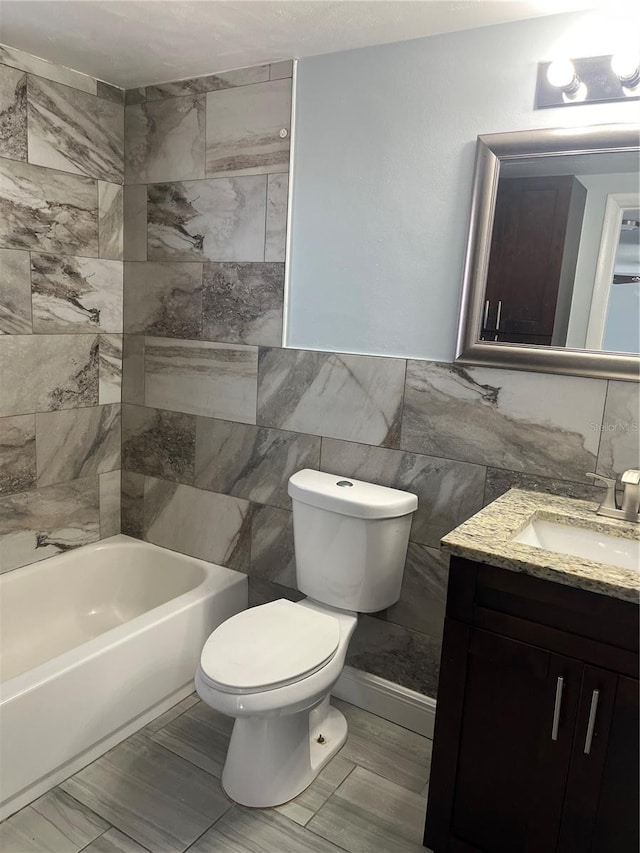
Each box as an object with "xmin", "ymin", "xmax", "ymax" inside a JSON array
[{"xmin": 441, "ymin": 489, "xmax": 640, "ymax": 604}]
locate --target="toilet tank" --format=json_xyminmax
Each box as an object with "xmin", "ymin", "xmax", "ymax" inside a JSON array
[{"xmin": 288, "ymin": 470, "xmax": 418, "ymax": 613}]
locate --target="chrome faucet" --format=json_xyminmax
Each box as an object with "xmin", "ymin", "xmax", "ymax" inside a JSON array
[{"xmin": 587, "ymin": 469, "xmax": 640, "ymax": 523}]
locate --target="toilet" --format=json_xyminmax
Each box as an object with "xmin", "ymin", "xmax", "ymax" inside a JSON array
[{"xmin": 195, "ymin": 468, "xmax": 418, "ymax": 808}]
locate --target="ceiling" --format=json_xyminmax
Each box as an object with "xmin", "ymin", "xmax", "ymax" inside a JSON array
[{"xmin": 0, "ymin": 0, "xmax": 603, "ymax": 89}]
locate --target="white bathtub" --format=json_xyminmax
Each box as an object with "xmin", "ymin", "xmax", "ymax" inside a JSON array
[{"xmin": 0, "ymin": 534, "xmax": 247, "ymax": 820}]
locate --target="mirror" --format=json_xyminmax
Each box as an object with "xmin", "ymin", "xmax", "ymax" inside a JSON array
[{"xmin": 456, "ymin": 123, "xmax": 640, "ymax": 381}]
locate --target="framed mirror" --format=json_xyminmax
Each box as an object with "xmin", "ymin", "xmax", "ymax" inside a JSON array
[{"xmin": 456, "ymin": 123, "xmax": 640, "ymax": 381}]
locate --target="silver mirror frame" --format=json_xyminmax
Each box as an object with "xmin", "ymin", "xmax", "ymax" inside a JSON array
[{"xmin": 455, "ymin": 123, "xmax": 640, "ymax": 382}]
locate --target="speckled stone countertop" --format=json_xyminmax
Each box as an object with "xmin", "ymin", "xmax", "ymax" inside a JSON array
[{"xmin": 441, "ymin": 489, "xmax": 640, "ymax": 604}]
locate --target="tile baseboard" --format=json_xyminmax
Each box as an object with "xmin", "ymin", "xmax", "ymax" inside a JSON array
[{"xmin": 332, "ymin": 665, "xmax": 436, "ymax": 739}]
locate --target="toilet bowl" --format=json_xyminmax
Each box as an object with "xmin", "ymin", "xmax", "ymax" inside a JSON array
[
  {"xmin": 196, "ymin": 469, "xmax": 417, "ymax": 808},
  {"xmin": 196, "ymin": 598, "xmax": 357, "ymax": 807}
]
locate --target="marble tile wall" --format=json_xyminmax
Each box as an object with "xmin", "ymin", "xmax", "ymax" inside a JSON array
[
  {"xmin": 117, "ymin": 57, "xmax": 640, "ymax": 700},
  {"xmin": 0, "ymin": 45, "xmax": 124, "ymax": 571}
]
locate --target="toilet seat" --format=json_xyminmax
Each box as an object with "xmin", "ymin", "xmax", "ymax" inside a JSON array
[{"xmin": 199, "ymin": 600, "xmax": 341, "ymax": 694}]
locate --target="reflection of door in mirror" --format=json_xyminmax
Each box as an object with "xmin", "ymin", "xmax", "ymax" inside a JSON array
[
  {"xmin": 587, "ymin": 196, "xmax": 640, "ymax": 354},
  {"xmin": 482, "ymin": 175, "xmax": 586, "ymax": 346}
]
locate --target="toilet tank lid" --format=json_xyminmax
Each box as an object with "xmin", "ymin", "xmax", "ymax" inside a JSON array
[{"xmin": 288, "ymin": 469, "xmax": 418, "ymax": 519}]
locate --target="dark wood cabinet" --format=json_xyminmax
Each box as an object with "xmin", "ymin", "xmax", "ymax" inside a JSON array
[
  {"xmin": 424, "ymin": 558, "xmax": 639, "ymax": 853},
  {"xmin": 482, "ymin": 175, "xmax": 587, "ymax": 346}
]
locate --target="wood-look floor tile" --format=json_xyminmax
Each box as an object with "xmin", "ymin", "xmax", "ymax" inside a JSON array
[
  {"xmin": 0, "ymin": 788, "xmax": 107, "ymax": 853},
  {"xmin": 188, "ymin": 806, "xmax": 346, "ymax": 852},
  {"xmin": 150, "ymin": 700, "xmax": 233, "ymax": 778},
  {"xmin": 142, "ymin": 692, "xmax": 200, "ymax": 735},
  {"xmin": 307, "ymin": 766, "xmax": 427, "ymax": 853},
  {"xmin": 276, "ymin": 755, "xmax": 355, "ymax": 827},
  {"xmin": 81, "ymin": 827, "xmax": 151, "ymax": 853},
  {"xmin": 60, "ymin": 733, "xmax": 231, "ymax": 853},
  {"xmin": 333, "ymin": 700, "xmax": 431, "ymax": 793}
]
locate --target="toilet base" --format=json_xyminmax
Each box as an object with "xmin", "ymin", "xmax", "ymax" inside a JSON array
[{"xmin": 221, "ymin": 696, "xmax": 347, "ymax": 808}]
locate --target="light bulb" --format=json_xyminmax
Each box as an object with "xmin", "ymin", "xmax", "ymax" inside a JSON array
[
  {"xmin": 611, "ymin": 50, "xmax": 640, "ymax": 89},
  {"xmin": 547, "ymin": 59, "xmax": 577, "ymax": 89}
]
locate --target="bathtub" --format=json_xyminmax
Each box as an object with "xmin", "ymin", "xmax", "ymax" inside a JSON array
[{"xmin": 0, "ymin": 534, "xmax": 247, "ymax": 820}]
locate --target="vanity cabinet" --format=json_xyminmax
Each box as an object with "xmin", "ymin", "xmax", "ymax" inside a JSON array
[{"xmin": 424, "ymin": 557, "xmax": 639, "ymax": 853}]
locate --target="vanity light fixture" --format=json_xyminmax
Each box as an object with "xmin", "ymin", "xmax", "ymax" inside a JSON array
[{"xmin": 535, "ymin": 54, "xmax": 640, "ymax": 109}]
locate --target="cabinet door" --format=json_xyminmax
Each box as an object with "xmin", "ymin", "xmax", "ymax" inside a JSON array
[
  {"xmin": 559, "ymin": 669, "xmax": 639, "ymax": 853},
  {"xmin": 448, "ymin": 629, "xmax": 581, "ymax": 853}
]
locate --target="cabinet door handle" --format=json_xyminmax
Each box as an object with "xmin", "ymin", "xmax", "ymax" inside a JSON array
[
  {"xmin": 496, "ymin": 300, "xmax": 502, "ymax": 330},
  {"xmin": 483, "ymin": 300, "xmax": 490, "ymax": 327},
  {"xmin": 551, "ymin": 676, "xmax": 564, "ymax": 741},
  {"xmin": 583, "ymin": 689, "xmax": 600, "ymax": 755}
]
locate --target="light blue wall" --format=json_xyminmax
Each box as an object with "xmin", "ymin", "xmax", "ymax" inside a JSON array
[{"xmin": 286, "ymin": 10, "xmax": 640, "ymax": 360}]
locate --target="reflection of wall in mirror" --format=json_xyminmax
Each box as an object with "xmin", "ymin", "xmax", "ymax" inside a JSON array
[{"xmin": 567, "ymin": 173, "xmax": 639, "ymax": 350}]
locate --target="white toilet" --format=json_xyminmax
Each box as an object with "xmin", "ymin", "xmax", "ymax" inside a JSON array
[{"xmin": 195, "ymin": 468, "xmax": 417, "ymax": 808}]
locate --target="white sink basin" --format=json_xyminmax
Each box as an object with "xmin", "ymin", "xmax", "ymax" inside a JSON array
[{"xmin": 512, "ymin": 517, "xmax": 640, "ymax": 572}]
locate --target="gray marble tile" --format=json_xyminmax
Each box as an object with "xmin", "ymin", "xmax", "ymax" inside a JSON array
[
  {"xmin": 247, "ymin": 575, "xmax": 304, "ymax": 608},
  {"xmin": 307, "ymin": 765, "xmax": 427, "ymax": 853},
  {"xmin": 61, "ymin": 733, "xmax": 231, "ymax": 853},
  {"xmin": 151, "ymin": 699, "xmax": 233, "ymax": 778},
  {"xmin": 143, "ymin": 475, "xmax": 251, "ymax": 569},
  {"xmin": 332, "ymin": 699, "xmax": 431, "ymax": 794},
  {"xmin": 250, "ymin": 503, "xmax": 296, "ymax": 588},
  {"xmin": 97, "ymin": 81, "xmax": 125, "ymax": 105},
  {"xmin": 0, "ymin": 413, "xmax": 36, "ymax": 494},
  {"xmin": 0, "ymin": 787, "xmax": 108, "ymax": 853},
  {"xmin": 146, "ymin": 65, "xmax": 270, "ymax": 101},
  {"xmin": 122, "ymin": 403, "xmax": 195, "ymax": 483},
  {"xmin": 125, "ymin": 95, "xmax": 205, "ymax": 184},
  {"xmin": 384, "ymin": 542, "xmax": 448, "ymax": 639},
  {"xmin": 27, "ymin": 76, "xmax": 124, "ymax": 183},
  {"xmin": 205, "ymin": 78, "xmax": 291, "ymax": 177},
  {"xmin": 144, "ymin": 337, "xmax": 258, "ymax": 423},
  {"xmin": 320, "ymin": 438, "xmax": 486, "ymax": 548},
  {"xmin": 270, "ymin": 60, "xmax": 294, "ymax": 81},
  {"xmin": 81, "ymin": 828, "xmax": 148, "ymax": 853},
  {"xmin": 0, "ymin": 45, "xmax": 97, "ymax": 94},
  {"xmin": 122, "ymin": 335, "xmax": 144, "ymax": 405},
  {"xmin": 121, "ymin": 469, "xmax": 144, "ymax": 537},
  {"xmin": 31, "ymin": 254, "xmax": 123, "ymax": 334},
  {"xmin": 147, "ymin": 175, "xmax": 267, "ymax": 262},
  {"xmin": 257, "ymin": 348, "xmax": 405, "ymax": 447},
  {"xmin": 484, "ymin": 467, "xmax": 604, "ymax": 506},
  {"xmin": 265, "ymin": 172, "xmax": 288, "ymax": 262},
  {"xmin": 276, "ymin": 755, "xmax": 355, "ymax": 827},
  {"xmin": 123, "ymin": 184, "xmax": 147, "ymax": 261},
  {"xmin": 401, "ymin": 361, "xmax": 608, "ymax": 482},
  {"xmin": 98, "ymin": 182, "xmax": 123, "ymax": 260},
  {"xmin": 143, "ymin": 692, "xmax": 199, "ymax": 735},
  {"xmin": 0, "ymin": 475, "xmax": 100, "ymax": 572},
  {"xmin": 36, "ymin": 403, "xmax": 121, "ymax": 487},
  {"xmin": 0, "ymin": 334, "xmax": 98, "ymax": 416},
  {"xmin": 346, "ymin": 615, "xmax": 441, "ymax": 699},
  {"xmin": 0, "ymin": 159, "xmax": 98, "ymax": 256},
  {"xmin": 190, "ymin": 806, "xmax": 346, "ymax": 853},
  {"xmin": 125, "ymin": 88, "xmax": 146, "ymax": 106},
  {"xmin": 596, "ymin": 381, "xmax": 640, "ymax": 478},
  {"xmin": 124, "ymin": 261, "xmax": 202, "ymax": 337},
  {"xmin": 99, "ymin": 469, "xmax": 121, "ymax": 537},
  {"xmin": 202, "ymin": 262, "xmax": 284, "ymax": 345},
  {"xmin": 99, "ymin": 333, "xmax": 122, "ymax": 404},
  {"xmin": 0, "ymin": 64, "xmax": 27, "ymax": 161},
  {"xmin": 194, "ymin": 418, "xmax": 320, "ymax": 508},
  {"xmin": 0, "ymin": 247, "xmax": 32, "ymax": 333}
]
